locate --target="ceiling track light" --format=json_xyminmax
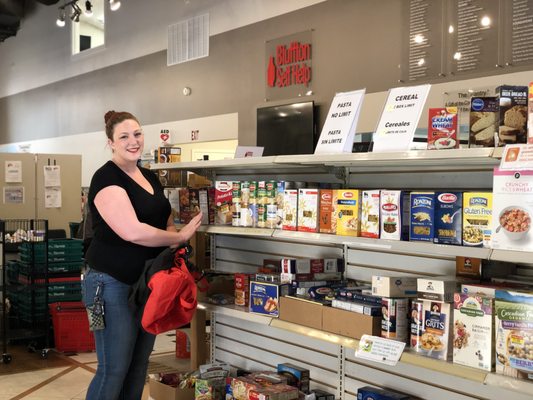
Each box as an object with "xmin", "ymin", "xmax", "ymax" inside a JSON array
[
  {"xmin": 109, "ymin": 0, "xmax": 121, "ymax": 12},
  {"xmin": 84, "ymin": 0, "xmax": 93, "ymax": 17},
  {"xmin": 56, "ymin": 6, "xmax": 66, "ymax": 27}
]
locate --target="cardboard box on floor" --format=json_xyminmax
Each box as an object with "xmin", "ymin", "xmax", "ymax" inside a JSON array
[{"xmin": 148, "ymin": 378, "xmax": 195, "ymax": 400}]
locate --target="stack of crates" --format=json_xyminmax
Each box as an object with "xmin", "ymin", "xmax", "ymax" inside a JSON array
[{"xmin": 7, "ymin": 239, "xmax": 84, "ymax": 325}]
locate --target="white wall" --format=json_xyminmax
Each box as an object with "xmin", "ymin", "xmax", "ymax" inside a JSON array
[{"xmin": 0, "ymin": 0, "xmax": 326, "ymax": 98}]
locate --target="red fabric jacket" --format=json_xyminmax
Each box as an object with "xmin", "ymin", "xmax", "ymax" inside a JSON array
[{"xmin": 141, "ymin": 251, "xmax": 197, "ymax": 335}]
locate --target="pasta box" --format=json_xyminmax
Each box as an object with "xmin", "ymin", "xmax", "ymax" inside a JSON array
[
  {"xmin": 336, "ymin": 190, "xmax": 361, "ymax": 237},
  {"xmin": 361, "ymin": 190, "xmax": 380, "ymax": 238},
  {"xmin": 462, "ymin": 192, "xmax": 492, "ymax": 247},
  {"xmin": 298, "ymin": 188, "xmax": 319, "ymax": 233},
  {"xmin": 282, "ymin": 189, "xmax": 298, "ymax": 231},
  {"xmin": 491, "ymin": 168, "xmax": 533, "ymax": 252},
  {"xmin": 380, "ymin": 190, "xmax": 409, "ymax": 240},
  {"xmin": 434, "ymin": 191, "xmax": 462, "ymax": 245},
  {"xmin": 495, "ymin": 290, "xmax": 533, "ymax": 382},
  {"xmin": 409, "ymin": 192, "xmax": 435, "ymax": 242},
  {"xmin": 319, "ymin": 189, "xmax": 337, "ymax": 234}
]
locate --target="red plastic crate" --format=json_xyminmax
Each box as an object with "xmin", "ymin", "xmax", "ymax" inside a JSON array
[{"xmin": 49, "ymin": 301, "xmax": 95, "ymax": 352}]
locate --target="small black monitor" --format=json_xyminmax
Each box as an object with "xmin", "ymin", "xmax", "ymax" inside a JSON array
[{"xmin": 256, "ymin": 101, "xmax": 315, "ymax": 156}]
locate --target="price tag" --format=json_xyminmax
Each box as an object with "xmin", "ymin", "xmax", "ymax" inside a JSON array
[{"xmin": 355, "ymin": 335, "xmax": 405, "ymax": 366}]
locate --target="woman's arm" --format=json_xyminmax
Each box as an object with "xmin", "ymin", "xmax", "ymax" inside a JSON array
[{"xmin": 94, "ymin": 185, "xmax": 202, "ymax": 247}]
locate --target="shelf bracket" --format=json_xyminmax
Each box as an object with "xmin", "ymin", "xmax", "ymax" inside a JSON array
[{"xmin": 327, "ymin": 166, "xmax": 347, "ymax": 185}]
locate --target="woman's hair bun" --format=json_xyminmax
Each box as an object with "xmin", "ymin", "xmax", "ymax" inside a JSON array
[{"xmin": 104, "ymin": 110, "xmax": 116, "ymax": 124}]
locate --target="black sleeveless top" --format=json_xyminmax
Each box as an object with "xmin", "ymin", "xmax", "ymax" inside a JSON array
[{"xmin": 85, "ymin": 161, "xmax": 171, "ymax": 285}]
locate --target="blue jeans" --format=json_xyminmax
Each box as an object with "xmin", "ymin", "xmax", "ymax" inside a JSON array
[{"xmin": 82, "ymin": 267, "xmax": 155, "ymax": 400}]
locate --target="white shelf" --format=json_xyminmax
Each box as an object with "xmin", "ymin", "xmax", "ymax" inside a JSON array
[{"xmin": 489, "ymin": 249, "xmax": 533, "ymax": 264}]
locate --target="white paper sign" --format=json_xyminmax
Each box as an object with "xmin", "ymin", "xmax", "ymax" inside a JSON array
[
  {"xmin": 314, "ymin": 89, "xmax": 365, "ymax": 154},
  {"xmin": 500, "ymin": 144, "xmax": 533, "ymax": 170},
  {"xmin": 372, "ymin": 84, "xmax": 431, "ymax": 152},
  {"xmin": 3, "ymin": 186, "xmax": 24, "ymax": 204},
  {"xmin": 44, "ymin": 165, "xmax": 61, "ymax": 187},
  {"xmin": 5, "ymin": 161, "xmax": 22, "ymax": 183},
  {"xmin": 354, "ymin": 334, "xmax": 405, "ymax": 366},
  {"xmin": 45, "ymin": 187, "xmax": 62, "ymax": 208}
]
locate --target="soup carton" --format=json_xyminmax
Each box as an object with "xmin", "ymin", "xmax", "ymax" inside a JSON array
[
  {"xmin": 495, "ymin": 290, "xmax": 533, "ymax": 382},
  {"xmin": 462, "ymin": 192, "xmax": 492, "ymax": 247},
  {"xmin": 491, "ymin": 168, "xmax": 533, "ymax": 252},
  {"xmin": 453, "ymin": 293, "xmax": 494, "ymax": 371}
]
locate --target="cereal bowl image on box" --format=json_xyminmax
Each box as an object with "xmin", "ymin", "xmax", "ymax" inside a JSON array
[
  {"xmin": 463, "ymin": 226, "xmax": 484, "ymax": 246},
  {"xmin": 498, "ymin": 206, "xmax": 531, "ymax": 241}
]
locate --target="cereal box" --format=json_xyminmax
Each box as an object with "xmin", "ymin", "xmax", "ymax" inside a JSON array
[
  {"xmin": 215, "ymin": 181, "xmax": 233, "ymax": 225},
  {"xmin": 361, "ymin": 190, "xmax": 380, "ymax": 238},
  {"xmin": 462, "ymin": 192, "xmax": 492, "ymax": 247},
  {"xmin": 427, "ymin": 107, "xmax": 459, "ymax": 150},
  {"xmin": 380, "ymin": 190, "xmax": 409, "ymax": 240},
  {"xmin": 282, "ymin": 189, "xmax": 298, "ymax": 231},
  {"xmin": 297, "ymin": 188, "xmax": 319, "ymax": 233},
  {"xmin": 319, "ymin": 189, "xmax": 337, "ymax": 234},
  {"xmin": 491, "ymin": 168, "xmax": 533, "ymax": 252},
  {"xmin": 469, "ymin": 97, "xmax": 499, "ymax": 148},
  {"xmin": 409, "ymin": 192, "xmax": 435, "ymax": 242},
  {"xmin": 413, "ymin": 300, "xmax": 453, "ymax": 361},
  {"xmin": 410, "ymin": 300, "xmax": 424, "ymax": 348},
  {"xmin": 528, "ymin": 82, "xmax": 533, "ymax": 144},
  {"xmin": 335, "ymin": 189, "xmax": 361, "ymax": 236},
  {"xmin": 381, "ymin": 297, "xmax": 409, "ymax": 343},
  {"xmin": 497, "ymin": 85, "xmax": 528, "ymax": 146},
  {"xmin": 495, "ymin": 290, "xmax": 533, "ymax": 382},
  {"xmin": 453, "ymin": 293, "xmax": 494, "ymax": 371},
  {"xmin": 434, "ymin": 192, "xmax": 462, "ymax": 245}
]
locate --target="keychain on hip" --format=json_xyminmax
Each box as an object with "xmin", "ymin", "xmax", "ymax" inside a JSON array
[{"xmin": 86, "ymin": 281, "xmax": 105, "ymax": 331}]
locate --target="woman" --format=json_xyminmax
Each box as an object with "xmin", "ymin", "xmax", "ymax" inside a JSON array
[{"xmin": 82, "ymin": 110, "xmax": 202, "ymax": 399}]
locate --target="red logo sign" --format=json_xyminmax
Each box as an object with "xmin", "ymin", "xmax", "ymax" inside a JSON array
[
  {"xmin": 267, "ymin": 41, "xmax": 312, "ymax": 88},
  {"xmin": 382, "ymin": 203, "xmax": 398, "ymax": 211},
  {"xmin": 321, "ymin": 192, "xmax": 331, "ymax": 201},
  {"xmin": 438, "ymin": 193, "xmax": 457, "ymax": 203}
]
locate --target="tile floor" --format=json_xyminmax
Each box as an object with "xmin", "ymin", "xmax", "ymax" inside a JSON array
[{"xmin": 0, "ymin": 331, "xmax": 192, "ymax": 400}]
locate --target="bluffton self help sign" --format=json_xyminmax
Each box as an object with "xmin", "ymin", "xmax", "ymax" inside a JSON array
[{"xmin": 315, "ymin": 89, "xmax": 365, "ymax": 154}]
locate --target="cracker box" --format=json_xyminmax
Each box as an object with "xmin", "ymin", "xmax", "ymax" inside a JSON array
[
  {"xmin": 215, "ymin": 181, "xmax": 233, "ymax": 225},
  {"xmin": 380, "ymin": 190, "xmax": 409, "ymax": 240},
  {"xmin": 497, "ymin": 85, "xmax": 528, "ymax": 146},
  {"xmin": 409, "ymin": 192, "xmax": 435, "ymax": 242},
  {"xmin": 528, "ymin": 82, "xmax": 533, "ymax": 144},
  {"xmin": 413, "ymin": 300, "xmax": 453, "ymax": 361},
  {"xmin": 381, "ymin": 297, "xmax": 409, "ymax": 343},
  {"xmin": 495, "ymin": 290, "xmax": 533, "ymax": 382},
  {"xmin": 336, "ymin": 189, "xmax": 361, "ymax": 236},
  {"xmin": 427, "ymin": 107, "xmax": 459, "ymax": 150},
  {"xmin": 462, "ymin": 192, "xmax": 492, "ymax": 247},
  {"xmin": 282, "ymin": 189, "xmax": 298, "ymax": 231},
  {"xmin": 491, "ymin": 168, "xmax": 533, "ymax": 252},
  {"xmin": 319, "ymin": 189, "xmax": 337, "ymax": 234},
  {"xmin": 361, "ymin": 190, "xmax": 380, "ymax": 238},
  {"xmin": 297, "ymin": 188, "xmax": 319, "ymax": 233},
  {"xmin": 434, "ymin": 191, "xmax": 462, "ymax": 245},
  {"xmin": 453, "ymin": 293, "xmax": 494, "ymax": 371},
  {"xmin": 469, "ymin": 97, "xmax": 499, "ymax": 148}
]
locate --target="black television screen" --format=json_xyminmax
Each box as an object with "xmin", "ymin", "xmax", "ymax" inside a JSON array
[{"xmin": 256, "ymin": 101, "xmax": 315, "ymax": 156}]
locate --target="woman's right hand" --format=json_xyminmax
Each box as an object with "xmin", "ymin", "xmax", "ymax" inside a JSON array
[{"xmin": 178, "ymin": 212, "xmax": 203, "ymax": 244}]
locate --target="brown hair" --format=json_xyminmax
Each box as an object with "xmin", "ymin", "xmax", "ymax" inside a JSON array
[{"xmin": 104, "ymin": 110, "xmax": 141, "ymax": 140}]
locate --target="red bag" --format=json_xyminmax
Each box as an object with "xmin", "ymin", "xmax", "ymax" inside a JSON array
[{"xmin": 141, "ymin": 248, "xmax": 198, "ymax": 334}]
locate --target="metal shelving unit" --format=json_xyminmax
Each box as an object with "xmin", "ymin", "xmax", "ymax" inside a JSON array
[{"xmin": 161, "ymin": 148, "xmax": 533, "ymax": 400}]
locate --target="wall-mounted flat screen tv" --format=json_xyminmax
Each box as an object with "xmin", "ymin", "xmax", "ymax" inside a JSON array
[{"xmin": 256, "ymin": 101, "xmax": 315, "ymax": 156}]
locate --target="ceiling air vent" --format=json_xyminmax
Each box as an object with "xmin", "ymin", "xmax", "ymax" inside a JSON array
[{"xmin": 167, "ymin": 13, "xmax": 209, "ymax": 66}]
